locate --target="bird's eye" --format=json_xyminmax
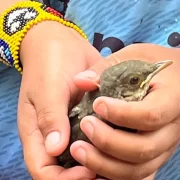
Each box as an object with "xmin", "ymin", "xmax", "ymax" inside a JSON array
[{"xmin": 130, "ymin": 77, "xmax": 139, "ymax": 85}]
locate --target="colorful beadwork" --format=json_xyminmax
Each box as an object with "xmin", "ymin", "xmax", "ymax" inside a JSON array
[{"xmin": 0, "ymin": 0, "xmax": 88, "ymax": 73}]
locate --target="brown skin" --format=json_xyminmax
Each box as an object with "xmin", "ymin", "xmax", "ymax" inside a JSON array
[
  {"xmin": 3, "ymin": 1, "xmax": 98, "ymax": 179},
  {"xmin": 59, "ymin": 60, "xmax": 173, "ymax": 169},
  {"xmin": 18, "ymin": 21, "xmax": 102, "ymax": 180},
  {"xmin": 2, "ymin": 1, "xmax": 179, "ymax": 179},
  {"xmin": 72, "ymin": 44, "xmax": 180, "ymax": 179},
  {"xmin": 19, "ymin": 26, "xmax": 180, "ymax": 180},
  {"xmin": 16, "ymin": 13, "xmax": 180, "ymax": 179}
]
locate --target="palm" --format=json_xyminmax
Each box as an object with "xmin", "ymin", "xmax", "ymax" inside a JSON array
[{"xmin": 18, "ymin": 33, "xmax": 102, "ymax": 180}]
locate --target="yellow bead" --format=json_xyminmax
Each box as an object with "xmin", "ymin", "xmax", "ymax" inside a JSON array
[
  {"xmin": 14, "ymin": 56, "xmax": 18, "ymax": 60},
  {"xmin": 69, "ymin": 23, "xmax": 73, "ymax": 27},
  {"xmin": 66, "ymin": 21, "xmax": 70, "ymax": 26},
  {"xmin": 15, "ymin": 64, "xmax": 19, "ymax": 69},
  {"xmin": 17, "ymin": 67, "xmax": 22, "ymax": 72},
  {"xmin": 74, "ymin": 26, "xmax": 78, "ymax": 30}
]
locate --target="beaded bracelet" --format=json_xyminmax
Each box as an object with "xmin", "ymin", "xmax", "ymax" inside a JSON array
[{"xmin": 0, "ymin": 0, "xmax": 87, "ymax": 74}]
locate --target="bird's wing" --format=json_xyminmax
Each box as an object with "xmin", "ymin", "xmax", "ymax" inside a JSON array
[
  {"xmin": 69, "ymin": 106, "xmax": 81, "ymax": 118},
  {"xmin": 68, "ymin": 91, "xmax": 99, "ymax": 121}
]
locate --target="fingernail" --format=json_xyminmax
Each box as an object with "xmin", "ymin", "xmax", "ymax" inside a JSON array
[
  {"xmin": 45, "ymin": 131, "xmax": 61, "ymax": 151},
  {"xmin": 82, "ymin": 121, "xmax": 94, "ymax": 139},
  {"xmin": 75, "ymin": 147, "xmax": 86, "ymax": 163},
  {"xmin": 75, "ymin": 70, "xmax": 97, "ymax": 79},
  {"xmin": 95, "ymin": 103, "xmax": 107, "ymax": 117}
]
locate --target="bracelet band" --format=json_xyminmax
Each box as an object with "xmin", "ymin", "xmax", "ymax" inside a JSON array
[{"xmin": 0, "ymin": 0, "xmax": 88, "ymax": 73}]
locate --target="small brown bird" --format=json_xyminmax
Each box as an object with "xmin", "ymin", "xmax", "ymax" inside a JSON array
[{"xmin": 58, "ymin": 59, "xmax": 173, "ymax": 168}]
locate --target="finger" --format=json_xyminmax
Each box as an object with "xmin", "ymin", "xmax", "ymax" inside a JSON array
[
  {"xmin": 19, "ymin": 21, "xmax": 103, "ymax": 157},
  {"xmin": 23, "ymin": 127, "xmax": 94, "ymax": 180},
  {"xmin": 92, "ymin": 86, "xmax": 180, "ymax": 131},
  {"xmin": 71, "ymin": 141, "xmax": 176, "ymax": 180},
  {"xmin": 142, "ymin": 172, "xmax": 157, "ymax": 180},
  {"xmin": 18, "ymin": 98, "xmax": 96, "ymax": 180},
  {"xmin": 73, "ymin": 69, "xmax": 101, "ymax": 91},
  {"xmin": 73, "ymin": 43, "xmax": 179, "ymax": 91},
  {"xmin": 22, "ymin": 58, "xmax": 73, "ymax": 156},
  {"xmin": 79, "ymin": 116, "xmax": 180, "ymax": 163},
  {"xmin": 73, "ymin": 44, "xmax": 153, "ymax": 91},
  {"xmin": 21, "ymin": 36, "xmax": 81, "ymax": 156},
  {"xmin": 73, "ymin": 53, "xmax": 121, "ymax": 91}
]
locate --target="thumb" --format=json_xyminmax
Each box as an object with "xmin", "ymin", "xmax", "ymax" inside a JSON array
[
  {"xmin": 73, "ymin": 51, "xmax": 123, "ymax": 91},
  {"xmin": 27, "ymin": 74, "xmax": 71, "ymax": 157}
]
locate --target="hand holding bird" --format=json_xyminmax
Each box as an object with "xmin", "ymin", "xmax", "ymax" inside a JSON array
[
  {"xmin": 59, "ymin": 44, "xmax": 180, "ymax": 180},
  {"xmin": 58, "ymin": 59, "xmax": 173, "ymax": 169}
]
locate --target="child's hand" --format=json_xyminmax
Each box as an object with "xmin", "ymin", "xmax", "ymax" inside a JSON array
[
  {"xmin": 17, "ymin": 21, "xmax": 102, "ymax": 180},
  {"xmin": 72, "ymin": 44, "xmax": 180, "ymax": 180}
]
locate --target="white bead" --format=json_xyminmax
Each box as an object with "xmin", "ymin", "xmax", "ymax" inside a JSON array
[{"xmin": 0, "ymin": 46, "xmax": 8, "ymax": 62}]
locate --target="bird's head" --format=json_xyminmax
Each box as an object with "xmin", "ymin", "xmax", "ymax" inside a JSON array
[{"xmin": 99, "ymin": 60, "xmax": 173, "ymax": 101}]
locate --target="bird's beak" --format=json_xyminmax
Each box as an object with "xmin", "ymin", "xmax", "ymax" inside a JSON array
[{"xmin": 140, "ymin": 60, "xmax": 173, "ymax": 88}]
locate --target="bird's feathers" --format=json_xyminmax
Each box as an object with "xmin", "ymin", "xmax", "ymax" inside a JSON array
[{"xmin": 58, "ymin": 59, "xmax": 173, "ymax": 169}]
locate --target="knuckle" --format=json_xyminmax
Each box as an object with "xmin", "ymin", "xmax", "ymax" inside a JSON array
[
  {"xmin": 31, "ymin": 172, "xmax": 50, "ymax": 180},
  {"xmin": 108, "ymin": 53, "xmax": 122, "ymax": 66},
  {"xmin": 26, "ymin": 164, "xmax": 59, "ymax": 180},
  {"xmin": 145, "ymin": 108, "xmax": 162, "ymax": 130},
  {"xmin": 131, "ymin": 166, "xmax": 150, "ymax": 180},
  {"xmin": 107, "ymin": 108, "xmax": 127, "ymax": 127},
  {"xmin": 126, "ymin": 43, "xmax": 139, "ymax": 50},
  {"xmin": 30, "ymin": 171, "xmax": 40, "ymax": 180},
  {"xmin": 140, "ymin": 142, "xmax": 157, "ymax": 161},
  {"xmin": 24, "ymin": 159, "xmax": 39, "ymax": 180},
  {"xmin": 95, "ymin": 132, "xmax": 111, "ymax": 152},
  {"xmin": 37, "ymin": 107, "xmax": 57, "ymax": 136},
  {"xmin": 94, "ymin": 161, "xmax": 104, "ymax": 175},
  {"xmin": 120, "ymin": 166, "xmax": 142, "ymax": 180}
]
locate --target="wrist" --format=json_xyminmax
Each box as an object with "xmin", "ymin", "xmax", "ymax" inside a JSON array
[
  {"xmin": 20, "ymin": 21, "xmax": 72, "ymax": 67},
  {"xmin": 0, "ymin": 1, "xmax": 87, "ymax": 73},
  {"xmin": 20, "ymin": 20, "xmax": 88, "ymax": 73}
]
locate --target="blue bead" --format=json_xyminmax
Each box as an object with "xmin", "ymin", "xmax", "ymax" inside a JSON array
[
  {"xmin": 5, "ymin": 49, "xmax": 9, "ymax": 54},
  {"xmin": 0, "ymin": 39, "xmax": 14, "ymax": 66}
]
